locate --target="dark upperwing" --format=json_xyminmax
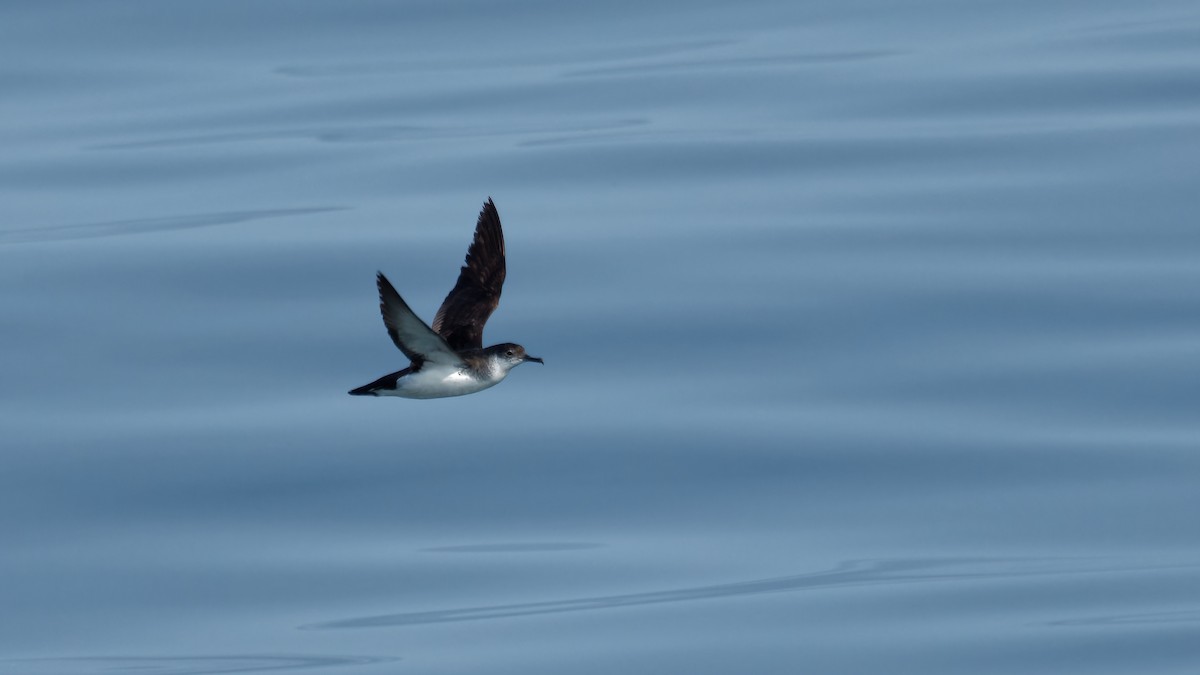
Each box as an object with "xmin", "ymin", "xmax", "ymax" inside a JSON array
[{"xmin": 431, "ymin": 198, "xmax": 507, "ymax": 351}]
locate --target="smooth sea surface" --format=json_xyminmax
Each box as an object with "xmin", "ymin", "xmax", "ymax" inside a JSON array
[{"xmin": 3, "ymin": 1, "xmax": 1200, "ymax": 673}]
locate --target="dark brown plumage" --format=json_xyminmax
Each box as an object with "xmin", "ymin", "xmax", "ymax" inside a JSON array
[
  {"xmin": 432, "ymin": 197, "xmax": 506, "ymax": 351},
  {"xmin": 348, "ymin": 365, "xmax": 413, "ymax": 395}
]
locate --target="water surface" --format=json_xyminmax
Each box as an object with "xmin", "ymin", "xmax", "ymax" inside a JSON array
[{"xmin": 2, "ymin": 1, "xmax": 1200, "ymax": 673}]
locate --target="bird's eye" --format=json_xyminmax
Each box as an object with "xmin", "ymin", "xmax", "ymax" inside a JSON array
[{"xmin": 506, "ymin": 350, "xmax": 514, "ymax": 356}]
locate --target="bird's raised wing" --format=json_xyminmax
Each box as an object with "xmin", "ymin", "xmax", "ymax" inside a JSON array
[
  {"xmin": 377, "ymin": 272, "xmax": 464, "ymax": 368},
  {"xmin": 432, "ymin": 198, "xmax": 506, "ymax": 351}
]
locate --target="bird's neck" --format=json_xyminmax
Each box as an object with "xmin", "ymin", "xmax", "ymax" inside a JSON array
[
  {"xmin": 464, "ymin": 353, "xmax": 511, "ymax": 380},
  {"xmin": 484, "ymin": 354, "xmax": 514, "ymax": 377}
]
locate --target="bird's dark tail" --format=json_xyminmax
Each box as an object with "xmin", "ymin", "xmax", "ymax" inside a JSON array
[{"xmin": 348, "ymin": 367, "xmax": 411, "ymax": 396}]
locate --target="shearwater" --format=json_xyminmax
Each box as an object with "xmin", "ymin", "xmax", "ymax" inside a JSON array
[{"xmin": 349, "ymin": 198, "xmax": 542, "ymax": 399}]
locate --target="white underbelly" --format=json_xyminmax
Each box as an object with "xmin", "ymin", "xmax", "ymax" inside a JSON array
[{"xmin": 383, "ymin": 365, "xmax": 503, "ymax": 399}]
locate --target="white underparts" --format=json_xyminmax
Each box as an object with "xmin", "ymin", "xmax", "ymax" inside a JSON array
[{"xmin": 379, "ymin": 361, "xmax": 507, "ymax": 399}]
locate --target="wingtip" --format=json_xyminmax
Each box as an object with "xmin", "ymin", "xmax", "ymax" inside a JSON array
[
  {"xmin": 480, "ymin": 197, "xmax": 498, "ymax": 220},
  {"xmin": 475, "ymin": 198, "xmax": 504, "ymax": 248},
  {"xmin": 376, "ymin": 271, "xmax": 398, "ymax": 297}
]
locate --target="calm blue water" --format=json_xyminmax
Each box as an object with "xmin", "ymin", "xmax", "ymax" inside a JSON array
[{"xmin": 3, "ymin": 1, "xmax": 1200, "ymax": 673}]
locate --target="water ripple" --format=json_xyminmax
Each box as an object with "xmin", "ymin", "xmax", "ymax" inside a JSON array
[
  {"xmin": 562, "ymin": 49, "xmax": 901, "ymax": 78},
  {"xmin": 303, "ymin": 557, "xmax": 1190, "ymax": 630},
  {"xmin": 87, "ymin": 119, "xmax": 648, "ymax": 151},
  {"xmin": 1048, "ymin": 609, "xmax": 1200, "ymax": 627},
  {"xmin": 272, "ymin": 39, "xmax": 737, "ymax": 78},
  {"xmin": 0, "ymin": 208, "xmax": 346, "ymax": 245},
  {"xmin": 422, "ymin": 542, "xmax": 604, "ymax": 553},
  {"xmin": 0, "ymin": 654, "xmax": 396, "ymax": 675}
]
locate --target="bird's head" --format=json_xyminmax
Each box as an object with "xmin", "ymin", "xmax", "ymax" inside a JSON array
[{"xmin": 488, "ymin": 343, "xmax": 543, "ymax": 370}]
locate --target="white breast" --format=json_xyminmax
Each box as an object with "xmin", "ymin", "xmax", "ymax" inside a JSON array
[{"xmin": 383, "ymin": 363, "xmax": 506, "ymax": 399}]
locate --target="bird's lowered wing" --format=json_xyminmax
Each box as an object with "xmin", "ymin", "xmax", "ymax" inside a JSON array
[
  {"xmin": 432, "ymin": 198, "xmax": 506, "ymax": 351},
  {"xmin": 377, "ymin": 272, "xmax": 464, "ymax": 367}
]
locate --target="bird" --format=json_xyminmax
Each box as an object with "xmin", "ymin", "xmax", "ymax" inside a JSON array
[{"xmin": 349, "ymin": 198, "xmax": 542, "ymax": 399}]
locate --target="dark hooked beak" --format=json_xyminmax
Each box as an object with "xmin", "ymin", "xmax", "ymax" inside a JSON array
[{"xmin": 525, "ymin": 355, "xmax": 544, "ymax": 364}]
